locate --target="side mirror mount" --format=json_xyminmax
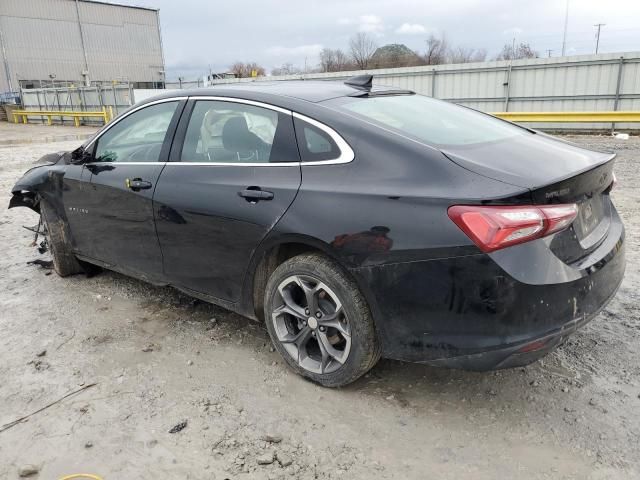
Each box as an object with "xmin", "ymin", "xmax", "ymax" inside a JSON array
[{"xmin": 70, "ymin": 146, "xmax": 91, "ymax": 164}]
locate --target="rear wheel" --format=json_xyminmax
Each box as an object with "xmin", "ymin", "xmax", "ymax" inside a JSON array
[
  {"xmin": 264, "ymin": 253, "xmax": 380, "ymax": 387},
  {"xmin": 40, "ymin": 201, "xmax": 83, "ymax": 277}
]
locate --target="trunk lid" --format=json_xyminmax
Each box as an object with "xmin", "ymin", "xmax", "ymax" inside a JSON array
[
  {"xmin": 441, "ymin": 132, "xmax": 614, "ymax": 190},
  {"xmin": 534, "ymin": 159, "xmax": 615, "ymax": 263},
  {"xmin": 442, "ymin": 133, "xmax": 616, "ymax": 263}
]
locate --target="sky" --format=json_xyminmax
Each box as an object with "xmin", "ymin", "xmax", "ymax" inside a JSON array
[{"xmin": 124, "ymin": 0, "xmax": 640, "ymax": 80}]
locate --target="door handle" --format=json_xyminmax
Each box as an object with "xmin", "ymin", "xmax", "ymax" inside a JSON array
[
  {"xmin": 125, "ymin": 178, "xmax": 153, "ymax": 191},
  {"xmin": 238, "ymin": 187, "xmax": 274, "ymax": 202}
]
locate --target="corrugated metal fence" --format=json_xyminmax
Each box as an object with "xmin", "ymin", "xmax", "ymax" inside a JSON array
[
  {"xmin": 20, "ymin": 84, "xmax": 134, "ymax": 125},
  {"xmin": 206, "ymin": 52, "xmax": 640, "ymax": 131},
  {"xmin": 20, "ymin": 52, "xmax": 639, "ymax": 130}
]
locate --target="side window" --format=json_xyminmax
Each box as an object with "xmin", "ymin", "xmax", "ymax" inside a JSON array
[
  {"xmin": 181, "ymin": 100, "xmax": 299, "ymax": 163},
  {"xmin": 293, "ymin": 117, "xmax": 341, "ymax": 162},
  {"xmin": 93, "ymin": 101, "xmax": 178, "ymax": 163}
]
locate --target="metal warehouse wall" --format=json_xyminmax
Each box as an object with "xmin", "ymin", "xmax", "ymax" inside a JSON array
[
  {"xmin": 208, "ymin": 52, "xmax": 640, "ymax": 131},
  {"xmin": 0, "ymin": 0, "xmax": 164, "ymax": 92}
]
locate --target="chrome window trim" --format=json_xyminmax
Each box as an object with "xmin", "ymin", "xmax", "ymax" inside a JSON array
[
  {"xmin": 83, "ymin": 161, "xmax": 169, "ymax": 166},
  {"xmin": 82, "ymin": 161, "xmax": 298, "ymax": 167},
  {"xmin": 188, "ymin": 96, "xmax": 292, "ymax": 115},
  {"xmin": 82, "ymin": 95, "xmax": 355, "ymax": 167},
  {"xmin": 292, "ymin": 112, "xmax": 355, "ymax": 165},
  {"xmin": 168, "ymin": 162, "xmax": 299, "ymax": 167}
]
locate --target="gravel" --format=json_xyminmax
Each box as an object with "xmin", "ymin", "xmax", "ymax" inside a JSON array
[{"xmin": 0, "ymin": 130, "xmax": 639, "ymax": 479}]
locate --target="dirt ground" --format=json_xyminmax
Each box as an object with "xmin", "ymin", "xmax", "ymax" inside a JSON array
[{"xmin": 0, "ymin": 124, "xmax": 638, "ymax": 480}]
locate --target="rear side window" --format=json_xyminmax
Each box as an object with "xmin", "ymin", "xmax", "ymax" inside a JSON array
[
  {"xmin": 181, "ymin": 100, "xmax": 299, "ymax": 163},
  {"xmin": 294, "ymin": 118, "xmax": 341, "ymax": 162}
]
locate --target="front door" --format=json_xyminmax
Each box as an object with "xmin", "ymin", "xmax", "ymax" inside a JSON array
[
  {"xmin": 153, "ymin": 98, "xmax": 301, "ymax": 302},
  {"xmin": 59, "ymin": 162, "xmax": 92, "ymax": 254},
  {"xmin": 82, "ymin": 99, "xmax": 184, "ymax": 281}
]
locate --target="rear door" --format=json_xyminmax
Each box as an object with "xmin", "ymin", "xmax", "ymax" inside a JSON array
[
  {"xmin": 153, "ymin": 98, "xmax": 301, "ymax": 302},
  {"xmin": 81, "ymin": 99, "xmax": 185, "ymax": 280}
]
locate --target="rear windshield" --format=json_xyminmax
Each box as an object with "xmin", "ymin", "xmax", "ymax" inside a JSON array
[{"xmin": 334, "ymin": 94, "xmax": 525, "ymax": 147}]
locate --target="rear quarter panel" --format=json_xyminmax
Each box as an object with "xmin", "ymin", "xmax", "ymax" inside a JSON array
[{"xmin": 263, "ymin": 112, "xmax": 532, "ymax": 349}]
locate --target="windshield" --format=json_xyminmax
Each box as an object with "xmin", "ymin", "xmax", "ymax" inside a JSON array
[{"xmin": 334, "ymin": 94, "xmax": 526, "ymax": 147}]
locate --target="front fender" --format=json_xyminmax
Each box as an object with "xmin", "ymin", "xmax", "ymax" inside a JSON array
[{"xmin": 9, "ymin": 163, "xmax": 65, "ymax": 213}]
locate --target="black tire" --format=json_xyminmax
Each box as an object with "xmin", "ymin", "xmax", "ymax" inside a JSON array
[
  {"xmin": 40, "ymin": 201, "xmax": 83, "ymax": 277},
  {"xmin": 264, "ymin": 253, "xmax": 381, "ymax": 387}
]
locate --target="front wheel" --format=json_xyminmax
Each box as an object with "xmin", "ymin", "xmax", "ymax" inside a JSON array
[
  {"xmin": 264, "ymin": 253, "xmax": 381, "ymax": 387},
  {"xmin": 40, "ymin": 201, "xmax": 83, "ymax": 277}
]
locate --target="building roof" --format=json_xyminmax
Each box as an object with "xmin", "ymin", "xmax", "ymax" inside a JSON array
[{"xmin": 77, "ymin": 0, "xmax": 159, "ymax": 12}]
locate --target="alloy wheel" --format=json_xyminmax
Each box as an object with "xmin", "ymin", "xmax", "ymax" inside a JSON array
[{"xmin": 271, "ymin": 274, "xmax": 352, "ymax": 374}]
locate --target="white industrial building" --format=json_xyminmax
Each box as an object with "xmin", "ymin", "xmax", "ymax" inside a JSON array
[{"xmin": 0, "ymin": 0, "xmax": 165, "ymax": 93}]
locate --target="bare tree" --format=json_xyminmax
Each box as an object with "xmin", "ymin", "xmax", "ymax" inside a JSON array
[
  {"xmin": 349, "ymin": 33, "xmax": 377, "ymax": 69},
  {"xmin": 471, "ymin": 49, "xmax": 487, "ymax": 62},
  {"xmin": 319, "ymin": 48, "xmax": 337, "ymax": 72},
  {"xmin": 494, "ymin": 42, "xmax": 539, "ymax": 61},
  {"xmin": 424, "ymin": 34, "xmax": 448, "ymax": 65},
  {"xmin": 271, "ymin": 63, "xmax": 300, "ymax": 76},
  {"xmin": 334, "ymin": 49, "xmax": 351, "ymax": 71},
  {"xmin": 447, "ymin": 46, "xmax": 487, "ymax": 64},
  {"xmin": 319, "ymin": 48, "xmax": 355, "ymax": 72},
  {"xmin": 229, "ymin": 62, "xmax": 266, "ymax": 78}
]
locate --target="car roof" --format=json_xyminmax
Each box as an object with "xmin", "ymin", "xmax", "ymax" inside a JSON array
[
  {"xmin": 210, "ymin": 81, "xmax": 364, "ymax": 102},
  {"xmin": 144, "ymin": 80, "xmax": 405, "ymax": 105}
]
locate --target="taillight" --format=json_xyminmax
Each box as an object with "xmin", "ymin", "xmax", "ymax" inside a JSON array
[{"xmin": 447, "ymin": 204, "xmax": 578, "ymax": 253}]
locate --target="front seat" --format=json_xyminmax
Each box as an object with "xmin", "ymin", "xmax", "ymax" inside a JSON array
[{"xmin": 222, "ymin": 116, "xmax": 268, "ymax": 162}]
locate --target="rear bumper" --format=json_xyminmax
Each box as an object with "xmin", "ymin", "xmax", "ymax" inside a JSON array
[
  {"xmin": 422, "ymin": 283, "xmax": 619, "ymax": 370},
  {"xmin": 355, "ymin": 211, "xmax": 625, "ymax": 369}
]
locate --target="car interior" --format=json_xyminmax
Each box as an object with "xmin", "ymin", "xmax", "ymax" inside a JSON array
[{"xmin": 183, "ymin": 102, "xmax": 277, "ymax": 163}]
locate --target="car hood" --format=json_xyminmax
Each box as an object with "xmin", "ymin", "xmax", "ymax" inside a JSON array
[{"xmin": 440, "ymin": 132, "xmax": 615, "ymax": 189}]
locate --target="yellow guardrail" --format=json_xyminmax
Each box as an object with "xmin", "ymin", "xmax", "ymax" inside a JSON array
[
  {"xmin": 492, "ymin": 111, "xmax": 640, "ymax": 123},
  {"xmin": 12, "ymin": 106, "xmax": 113, "ymax": 126}
]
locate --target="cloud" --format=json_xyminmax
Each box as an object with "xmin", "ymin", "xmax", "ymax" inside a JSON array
[
  {"xmin": 395, "ymin": 23, "xmax": 427, "ymax": 35},
  {"xmin": 338, "ymin": 14, "xmax": 384, "ymax": 33},
  {"xmin": 266, "ymin": 44, "xmax": 324, "ymax": 57},
  {"xmin": 358, "ymin": 14, "xmax": 384, "ymax": 33}
]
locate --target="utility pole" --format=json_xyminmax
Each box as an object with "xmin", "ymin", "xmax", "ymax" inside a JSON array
[
  {"xmin": 594, "ymin": 23, "xmax": 605, "ymax": 54},
  {"xmin": 546, "ymin": 49, "xmax": 553, "ymax": 58},
  {"xmin": 74, "ymin": 0, "xmax": 90, "ymax": 86},
  {"xmin": 561, "ymin": 0, "xmax": 569, "ymax": 56}
]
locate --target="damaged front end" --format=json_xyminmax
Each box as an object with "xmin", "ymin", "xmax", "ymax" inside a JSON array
[
  {"xmin": 9, "ymin": 189, "xmax": 39, "ymax": 211},
  {"xmin": 9, "ymin": 148, "xmax": 82, "ymax": 214},
  {"xmin": 8, "ymin": 152, "xmax": 67, "ymax": 213}
]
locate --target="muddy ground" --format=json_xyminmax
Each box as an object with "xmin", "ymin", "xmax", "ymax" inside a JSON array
[{"xmin": 0, "ymin": 125, "xmax": 638, "ymax": 479}]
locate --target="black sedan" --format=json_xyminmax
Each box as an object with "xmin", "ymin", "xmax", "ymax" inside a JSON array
[{"xmin": 9, "ymin": 76, "xmax": 625, "ymax": 387}]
